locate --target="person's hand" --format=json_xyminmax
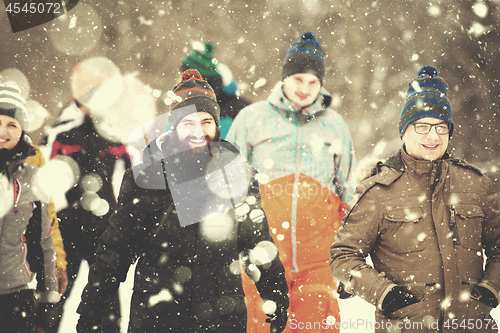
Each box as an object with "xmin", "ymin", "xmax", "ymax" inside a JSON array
[
  {"xmin": 33, "ymin": 327, "xmax": 44, "ymax": 333},
  {"xmin": 265, "ymin": 305, "xmax": 288, "ymax": 333},
  {"xmin": 337, "ymin": 281, "xmax": 354, "ymax": 299},
  {"xmin": 471, "ymin": 286, "xmax": 499, "ymax": 308},
  {"xmin": 381, "ymin": 286, "xmax": 418, "ymax": 316},
  {"xmin": 57, "ymin": 268, "xmax": 69, "ymax": 295}
]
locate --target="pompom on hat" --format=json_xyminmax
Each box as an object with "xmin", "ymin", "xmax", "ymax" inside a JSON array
[
  {"xmin": 167, "ymin": 69, "xmax": 220, "ymax": 131},
  {"xmin": 282, "ymin": 31, "xmax": 326, "ymax": 83},
  {"xmin": 0, "ymin": 81, "xmax": 28, "ymax": 131},
  {"xmin": 399, "ymin": 65, "xmax": 454, "ymax": 136}
]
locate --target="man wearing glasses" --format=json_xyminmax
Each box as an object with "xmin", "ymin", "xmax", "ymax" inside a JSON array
[{"xmin": 329, "ymin": 65, "xmax": 500, "ymax": 332}]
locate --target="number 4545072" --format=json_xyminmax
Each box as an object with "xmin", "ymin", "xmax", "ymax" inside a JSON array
[
  {"xmin": 444, "ymin": 318, "xmax": 498, "ymax": 330},
  {"xmin": 5, "ymin": 2, "xmax": 62, "ymax": 14}
]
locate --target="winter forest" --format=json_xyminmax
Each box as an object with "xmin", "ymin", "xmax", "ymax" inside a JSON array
[
  {"xmin": 1, "ymin": 0, "xmax": 500, "ymax": 188},
  {"xmin": 2, "ymin": 0, "xmax": 500, "ymax": 332}
]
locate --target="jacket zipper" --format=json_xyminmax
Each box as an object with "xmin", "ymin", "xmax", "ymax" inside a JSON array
[{"xmin": 13, "ymin": 178, "xmax": 21, "ymax": 213}]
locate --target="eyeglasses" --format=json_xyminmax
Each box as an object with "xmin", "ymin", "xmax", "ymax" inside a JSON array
[{"xmin": 410, "ymin": 122, "xmax": 450, "ymax": 135}]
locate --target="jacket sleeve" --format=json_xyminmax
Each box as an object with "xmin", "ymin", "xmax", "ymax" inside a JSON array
[
  {"xmin": 330, "ymin": 113, "xmax": 356, "ymax": 204},
  {"xmin": 329, "ymin": 189, "xmax": 395, "ymax": 310},
  {"xmin": 50, "ymin": 203, "xmax": 67, "ymax": 270},
  {"xmin": 237, "ymin": 167, "xmax": 289, "ymax": 310},
  {"xmin": 477, "ymin": 175, "xmax": 500, "ymax": 301},
  {"xmin": 77, "ymin": 169, "xmax": 148, "ymax": 317}
]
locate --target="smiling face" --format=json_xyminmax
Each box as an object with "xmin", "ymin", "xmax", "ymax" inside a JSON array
[
  {"xmin": 175, "ymin": 112, "xmax": 217, "ymax": 150},
  {"xmin": 0, "ymin": 114, "xmax": 23, "ymax": 150},
  {"xmin": 282, "ymin": 73, "xmax": 322, "ymax": 108},
  {"xmin": 402, "ymin": 117, "xmax": 449, "ymax": 161}
]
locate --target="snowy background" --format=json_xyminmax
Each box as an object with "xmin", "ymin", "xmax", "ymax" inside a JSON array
[
  {"xmin": 1, "ymin": 0, "xmax": 500, "ymax": 190},
  {"xmin": 2, "ymin": 0, "xmax": 500, "ymax": 332}
]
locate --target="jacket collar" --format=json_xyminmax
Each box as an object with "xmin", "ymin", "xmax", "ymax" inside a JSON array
[
  {"xmin": 401, "ymin": 148, "xmax": 434, "ymax": 178},
  {"xmin": 359, "ymin": 148, "xmax": 452, "ymax": 188},
  {"xmin": 1, "ymin": 145, "xmax": 34, "ymax": 180},
  {"xmin": 267, "ymin": 81, "xmax": 333, "ymax": 117},
  {"xmin": 380, "ymin": 147, "xmax": 451, "ymax": 180}
]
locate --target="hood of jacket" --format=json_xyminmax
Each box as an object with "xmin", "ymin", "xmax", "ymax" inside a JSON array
[{"xmin": 267, "ymin": 81, "xmax": 333, "ymax": 118}]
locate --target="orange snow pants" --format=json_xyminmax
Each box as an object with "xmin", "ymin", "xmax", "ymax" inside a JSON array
[{"xmin": 243, "ymin": 174, "xmax": 343, "ymax": 333}]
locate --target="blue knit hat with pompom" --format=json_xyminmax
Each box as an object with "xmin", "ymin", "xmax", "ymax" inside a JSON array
[
  {"xmin": 399, "ymin": 65, "xmax": 453, "ymax": 136},
  {"xmin": 282, "ymin": 31, "xmax": 326, "ymax": 83}
]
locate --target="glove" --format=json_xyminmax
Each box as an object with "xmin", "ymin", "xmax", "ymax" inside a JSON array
[
  {"xmin": 265, "ymin": 306, "xmax": 288, "ymax": 333},
  {"xmin": 337, "ymin": 281, "xmax": 354, "ymax": 299},
  {"xmin": 35, "ymin": 302, "xmax": 60, "ymax": 331},
  {"xmin": 76, "ymin": 314, "xmax": 103, "ymax": 333},
  {"xmin": 381, "ymin": 286, "xmax": 418, "ymax": 316},
  {"xmin": 471, "ymin": 286, "xmax": 499, "ymax": 308}
]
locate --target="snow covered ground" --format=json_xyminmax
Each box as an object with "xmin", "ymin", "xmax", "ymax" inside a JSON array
[{"xmin": 58, "ymin": 261, "xmax": 500, "ymax": 333}]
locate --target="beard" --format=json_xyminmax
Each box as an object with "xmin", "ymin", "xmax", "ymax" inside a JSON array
[{"xmin": 170, "ymin": 128, "xmax": 221, "ymax": 165}]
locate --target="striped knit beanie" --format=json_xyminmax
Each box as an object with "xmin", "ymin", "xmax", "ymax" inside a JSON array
[
  {"xmin": 180, "ymin": 42, "xmax": 223, "ymax": 95},
  {"xmin": 282, "ymin": 31, "xmax": 326, "ymax": 83},
  {"xmin": 399, "ymin": 65, "xmax": 453, "ymax": 136},
  {"xmin": 0, "ymin": 81, "xmax": 28, "ymax": 131},
  {"xmin": 167, "ymin": 69, "xmax": 220, "ymax": 131}
]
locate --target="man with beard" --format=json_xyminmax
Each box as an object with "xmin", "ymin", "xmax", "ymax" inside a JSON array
[{"xmin": 76, "ymin": 69, "xmax": 289, "ymax": 333}]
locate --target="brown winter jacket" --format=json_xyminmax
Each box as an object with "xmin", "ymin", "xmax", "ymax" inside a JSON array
[{"xmin": 329, "ymin": 148, "xmax": 500, "ymax": 332}]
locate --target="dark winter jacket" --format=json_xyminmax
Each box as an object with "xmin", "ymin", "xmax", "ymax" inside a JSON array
[
  {"xmin": 44, "ymin": 104, "xmax": 131, "ymax": 258},
  {"xmin": 0, "ymin": 144, "xmax": 59, "ymax": 303},
  {"xmin": 218, "ymin": 92, "xmax": 251, "ymax": 140},
  {"xmin": 329, "ymin": 148, "xmax": 500, "ymax": 332},
  {"xmin": 77, "ymin": 134, "xmax": 289, "ymax": 332}
]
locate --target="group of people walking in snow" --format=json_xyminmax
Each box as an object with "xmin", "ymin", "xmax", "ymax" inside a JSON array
[{"xmin": 1, "ymin": 30, "xmax": 499, "ymax": 333}]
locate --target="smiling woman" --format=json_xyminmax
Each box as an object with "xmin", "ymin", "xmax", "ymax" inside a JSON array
[
  {"xmin": 0, "ymin": 81, "xmax": 60, "ymax": 333},
  {"xmin": 0, "ymin": 114, "xmax": 22, "ymax": 150},
  {"xmin": 0, "ymin": 81, "xmax": 26, "ymax": 150}
]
